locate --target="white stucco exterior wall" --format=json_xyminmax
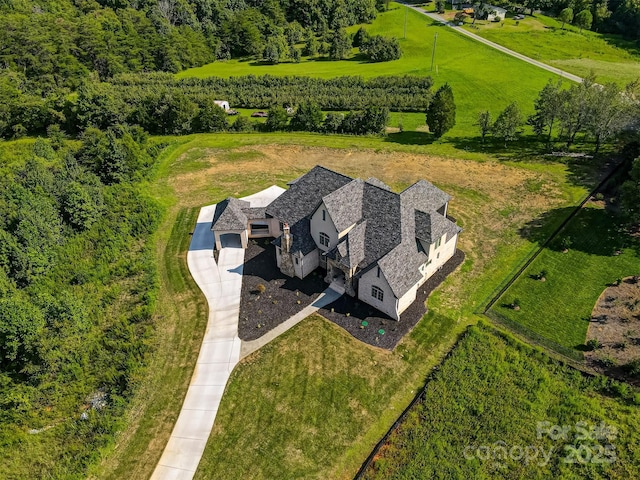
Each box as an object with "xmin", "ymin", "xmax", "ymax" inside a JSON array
[
  {"xmin": 310, "ymin": 202, "xmax": 338, "ymax": 252},
  {"xmin": 292, "ymin": 249, "xmax": 319, "ymax": 279},
  {"xmin": 358, "ymin": 266, "xmax": 399, "ymax": 320}
]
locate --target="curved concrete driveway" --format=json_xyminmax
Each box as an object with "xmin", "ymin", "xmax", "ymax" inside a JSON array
[
  {"xmin": 407, "ymin": 5, "xmax": 583, "ymax": 83},
  {"xmin": 151, "ymin": 186, "xmax": 285, "ymax": 480}
]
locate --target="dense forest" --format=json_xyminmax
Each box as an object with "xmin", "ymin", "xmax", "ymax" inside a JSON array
[
  {"xmin": 0, "ymin": 130, "xmax": 163, "ymax": 476},
  {"xmin": 0, "ymin": 0, "xmax": 381, "ymax": 91}
]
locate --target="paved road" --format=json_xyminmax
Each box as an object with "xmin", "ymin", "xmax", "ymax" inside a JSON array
[{"xmin": 407, "ymin": 5, "xmax": 583, "ymax": 83}]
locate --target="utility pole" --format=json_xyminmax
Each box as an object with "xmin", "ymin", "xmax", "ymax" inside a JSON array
[
  {"xmin": 430, "ymin": 32, "xmax": 438, "ymax": 71},
  {"xmin": 404, "ymin": 6, "xmax": 408, "ymax": 39}
]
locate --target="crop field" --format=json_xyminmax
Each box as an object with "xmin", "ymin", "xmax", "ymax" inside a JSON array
[
  {"xmin": 362, "ymin": 323, "xmax": 640, "ymax": 479},
  {"xmin": 178, "ymin": 4, "xmax": 559, "ymax": 138}
]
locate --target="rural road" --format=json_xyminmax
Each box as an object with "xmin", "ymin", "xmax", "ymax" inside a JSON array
[{"xmin": 405, "ymin": 4, "xmax": 583, "ymax": 83}]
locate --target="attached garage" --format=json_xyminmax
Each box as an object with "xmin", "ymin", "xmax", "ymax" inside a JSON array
[{"xmin": 219, "ymin": 233, "xmax": 242, "ymax": 248}]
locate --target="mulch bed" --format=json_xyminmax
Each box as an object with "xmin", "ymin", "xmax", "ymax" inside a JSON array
[
  {"xmin": 238, "ymin": 239, "xmax": 326, "ymax": 341},
  {"xmin": 319, "ymin": 250, "xmax": 465, "ymax": 350},
  {"xmin": 585, "ymin": 275, "xmax": 640, "ymax": 386},
  {"xmin": 238, "ymin": 238, "xmax": 465, "ymax": 349}
]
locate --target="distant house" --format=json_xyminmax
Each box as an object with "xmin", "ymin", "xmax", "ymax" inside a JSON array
[
  {"xmin": 211, "ymin": 166, "xmax": 461, "ymax": 320},
  {"xmin": 214, "ymin": 100, "xmax": 230, "ymax": 111},
  {"xmin": 478, "ymin": 4, "xmax": 507, "ymax": 21}
]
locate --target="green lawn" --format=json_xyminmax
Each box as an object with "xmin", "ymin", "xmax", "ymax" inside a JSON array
[
  {"xmin": 363, "ymin": 322, "xmax": 640, "ymax": 479},
  {"xmin": 86, "ymin": 131, "xmax": 587, "ymax": 479},
  {"xmin": 489, "ymin": 202, "xmax": 640, "ymax": 355},
  {"xmin": 178, "ymin": 4, "xmax": 560, "ymax": 138},
  {"xmin": 462, "ymin": 13, "xmax": 640, "ymax": 85}
]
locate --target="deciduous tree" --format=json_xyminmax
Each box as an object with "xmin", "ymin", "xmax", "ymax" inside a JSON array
[{"xmin": 493, "ymin": 102, "xmax": 523, "ymax": 147}]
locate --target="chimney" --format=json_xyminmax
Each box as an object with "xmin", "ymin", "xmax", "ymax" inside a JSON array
[{"xmin": 283, "ymin": 222, "xmax": 292, "ymax": 253}]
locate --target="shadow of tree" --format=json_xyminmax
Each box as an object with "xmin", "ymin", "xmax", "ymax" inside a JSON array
[
  {"xmin": 519, "ymin": 205, "xmax": 640, "ymax": 256},
  {"xmin": 384, "ymin": 131, "xmax": 434, "ymax": 145}
]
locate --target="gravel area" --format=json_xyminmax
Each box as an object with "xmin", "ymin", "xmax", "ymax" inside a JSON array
[
  {"xmin": 238, "ymin": 239, "xmax": 325, "ymax": 341},
  {"xmin": 319, "ymin": 250, "xmax": 465, "ymax": 350},
  {"xmin": 238, "ymin": 238, "xmax": 465, "ymax": 348}
]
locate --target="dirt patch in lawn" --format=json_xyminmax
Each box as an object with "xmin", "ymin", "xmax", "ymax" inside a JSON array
[
  {"xmin": 319, "ymin": 250, "xmax": 465, "ymax": 350},
  {"xmin": 238, "ymin": 239, "xmax": 326, "ymax": 341},
  {"xmin": 585, "ymin": 276, "xmax": 640, "ymax": 386}
]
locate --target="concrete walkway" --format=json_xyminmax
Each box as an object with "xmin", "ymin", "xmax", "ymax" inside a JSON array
[
  {"xmin": 407, "ymin": 5, "xmax": 583, "ymax": 83},
  {"xmin": 240, "ymin": 286, "xmax": 344, "ymax": 358}
]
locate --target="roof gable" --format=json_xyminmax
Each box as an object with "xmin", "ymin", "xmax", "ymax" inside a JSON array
[
  {"xmin": 322, "ymin": 179, "xmax": 364, "ymax": 233},
  {"xmin": 265, "ymin": 165, "xmax": 352, "ymax": 225},
  {"xmin": 211, "ymin": 197, "xmax": 250, "ymax": 230}
]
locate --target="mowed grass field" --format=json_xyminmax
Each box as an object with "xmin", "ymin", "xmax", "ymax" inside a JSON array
[
  {"xmin": 488, "ymin": 202, "xmax": 640, "ymax": 354},
  {"xmin": 86, "ymin": 132, "xmax": 596, "ymax": 479},
  {"xmin": 178, "ymin": 4, "xmax": 560, "ymax": 138},
  {"xmin": 363, "ymin": 322, "xmax": 640, "ymax": 479},
  {"xmin": 462, "ymin": 13, "xmax": 640, "ymax": 85}
]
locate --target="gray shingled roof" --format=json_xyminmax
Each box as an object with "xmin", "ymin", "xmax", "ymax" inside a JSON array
[
  {"xmin": 365, "ymin": 177, "xmax": 391, "ymax": 191},
  {"xmin": 265, "ymin": 165, "xmax": 352, "ymax": 225},
  {"xmin": 265, "ymin": 166, "xmax": 460, "ymax": 298},
  {"xmin": 378, "ymin": 243, "xmax": 428, "ymax": 298},
  {"xmin": 414, "ymin": 210, "xmax": 460, "ymax": 244},
  {"xmin": 400, "ymin": 180, "xmax": 451, "ymax": 212},
  {"xmin": 241, "ymin": 206, "xmax": 267, "ymax": 219},
  {"xmin": 327, "ymin": 220, "xmax": 367, "ymax": 269},
  {"xmin": 323, "ymin": 179, "xmax": 364, "ymax": 233},
  {"xmin": 211, "ymin": 197, "xmax": 249, "ymax": 231}
]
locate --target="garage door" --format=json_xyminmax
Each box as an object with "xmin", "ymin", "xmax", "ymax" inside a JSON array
[{"xmin": 219, "ymin": 233, "xmax": 242, "ymax": 249}]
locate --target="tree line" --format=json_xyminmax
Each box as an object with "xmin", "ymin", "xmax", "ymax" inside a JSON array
[
  {"xmin": 475, "ymin": 75, "xmax": 638, "ymax": 151},
  {"xmin": 0, "ymin": 128, "xmax": 163, "ymax": 475},
  {"xmin": 494, "ymin": 0, "xmax": 640, "ymax": 40},
  {"xmin": 1, "ymin": 74, "xmax": 433, "ymax": 138}
]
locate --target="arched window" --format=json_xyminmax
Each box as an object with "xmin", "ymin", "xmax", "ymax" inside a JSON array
[
  {"xmin": 371, "ymin": 285, "xmax": 384, "ymax": 302},
  {"xmin": 319, "ymin": 232, "xmax": 330, "ymax": 247}
]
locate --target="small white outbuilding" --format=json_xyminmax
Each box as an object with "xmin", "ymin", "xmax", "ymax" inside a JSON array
[{"xmin": 214, "ymin": 100, "xmax": 230, "ymax": 111}]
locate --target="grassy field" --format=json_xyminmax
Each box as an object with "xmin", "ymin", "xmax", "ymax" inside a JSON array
[
  {"xmin": 363, "ymin": 322, "xmax": 640, "ymax": 479},
  {"xmin": 178, "ymin": 4, "xmax": 560, "ymax": 139},
  {"xmin": 488, "ymin": 201, "xmax": 640, "ymax": 355},
  {"xmin": 460, "ymin": 13, "xmax": 640, "ymax": 85},
  {"xmin": 83, "ymin": 131, "xmax": 597, "ymax": 479}
]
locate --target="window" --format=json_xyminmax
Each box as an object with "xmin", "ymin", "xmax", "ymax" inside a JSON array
[
  {"xmin": 279, "ymin": 221, "xmax": 284, "ymax": 232},
  {"xmin": 435, "ymin": 235, "xmax": 443, "ymax": 249},
  {"xmin": 371, "ymin": 285, "xmax": 384, "ymax": 302},
  {"xmin": 295, "ymin": 257, "xmax": 299, "ymax": 265},
  {"xmin": 322, "ymin": 210, "xmax": 326, "ymax": 221},
  {"xmin": 319, "ymin": 232, "xmax": 330, "ymax": 248},
  {"xmin": 377, "ymin": 267, "xmax": 381, "ymax": 278}
]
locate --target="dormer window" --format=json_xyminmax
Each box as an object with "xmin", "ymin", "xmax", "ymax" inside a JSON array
[{"xmin": 319, "ymin": 232, "xmax": 330, "ymax": 247}]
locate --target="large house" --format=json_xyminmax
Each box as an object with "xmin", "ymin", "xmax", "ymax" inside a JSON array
[{"xmin": 211, "ymin": 166, "xmax": 461, "ymax": 320}]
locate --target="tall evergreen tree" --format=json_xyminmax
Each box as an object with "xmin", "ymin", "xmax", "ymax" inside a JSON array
[{"xmin": 425, "ymin": 83, "xmax": 456, "ymax": 138}]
